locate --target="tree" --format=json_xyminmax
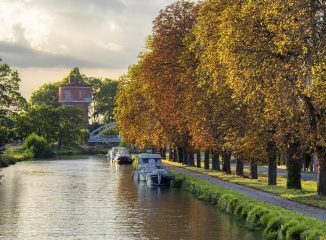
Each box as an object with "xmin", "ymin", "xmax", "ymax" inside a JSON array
[
  {"xmin": 140, "ymin": 0, "xmax": 198, "ymax": 158},
  {"xmin": 116, "ymin": 63, "xmax": 166, "ymax": 148},
  {"xmin": 56, "ymin": 106, "xmax": 84, "ymax": 149},
  {"xmin": 0, "ymin": 126, "xmax": 10, "ymax": 146},
  {"xmin": 15, "ymin": 106, "xmax": 59, "ymax": 142},
  {"xmin": 0, "ymin": 60, "xmax": 27, "ymax": 145},
  {"xmin": 15, "ymin": 106, "xmax": 84, "ymax": 148},
  {"xmin": 91, "ymin": 79, "xmax": 118, "ymax": 122},
  {"xmin": 262, "ymin": 0, "xmax": 326, "ymax": 194},
  {"xmin": 30, "ymin": 82, "xmax": 62, "ymax": 106},
  {"xmin": 190, "ymin": 0, "xmax": 264, "ymax": 175}
]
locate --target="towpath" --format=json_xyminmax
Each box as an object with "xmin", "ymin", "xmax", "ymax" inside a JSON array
[{"xmin": 168, "ymin": 166, "xmax": 326, "ymax": 222}]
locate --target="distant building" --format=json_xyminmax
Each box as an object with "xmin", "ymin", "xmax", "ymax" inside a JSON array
[{"xmin": 58, "ymin": 74, "xmax": 92, "ymax": 124}]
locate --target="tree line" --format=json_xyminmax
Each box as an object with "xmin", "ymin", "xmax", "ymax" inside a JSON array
[
  {"xmin": 0, "ymin": 65, "xmax": 118, "ymax": 157},
  {"xmin": 115, "ymin": 0, "xmax": 326, "ymax": 195}
]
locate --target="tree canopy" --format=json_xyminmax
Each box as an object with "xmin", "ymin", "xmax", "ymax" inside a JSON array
[{"xmin": 0, "ymin": 60, "xmax": 27, "ymax": 145}]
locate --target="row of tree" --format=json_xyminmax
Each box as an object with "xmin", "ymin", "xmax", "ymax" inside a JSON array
[{"xmin": 116, "ymin": 0, "xmax": 326, "ymax": 195}]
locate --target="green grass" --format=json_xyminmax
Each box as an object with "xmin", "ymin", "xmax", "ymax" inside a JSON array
[
  {"xmin": 171, "ymin": 171, "xmax": 326, "ymax": 240},
  {"xmin": 163, "ymin": 160, "xmax": 326, "ymax": 209}
]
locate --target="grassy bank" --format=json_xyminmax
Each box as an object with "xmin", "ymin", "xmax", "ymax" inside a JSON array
[
  {"xmin": 164, "ymin": 160, "xmax": 325, "ymax": 209},
  {"xmin": 0, "ymin": 144, "xmax": 108, "ymax": 168},
  {"xmin": 0, "ymin": 145, "xmax": 32, "ymax": 167},
  {"xmin": 171, "ymin": 171, "xmax": 326, "ymax": 240}
]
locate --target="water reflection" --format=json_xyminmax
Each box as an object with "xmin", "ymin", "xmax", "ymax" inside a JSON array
[{"xmin": 0, "ymin": 157, "xmax": 261, "ymax": 240}]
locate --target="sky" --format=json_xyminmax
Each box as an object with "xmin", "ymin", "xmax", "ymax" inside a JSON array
[{"xmin": 0, "ymin": 0, "xmax": 175, "ymax": 98}]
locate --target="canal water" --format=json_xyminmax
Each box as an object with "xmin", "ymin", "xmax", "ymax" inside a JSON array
[{"xmin": 0, "ymin": 156, "xmax": 261, "ymax": 240}]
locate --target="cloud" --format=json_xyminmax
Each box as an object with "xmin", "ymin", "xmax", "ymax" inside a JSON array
[
  {"xmin": 0, "ymin": 41, "xmax": 107, "ymax": 68},
  {"xmin": 0, "ymin": 0, "xmax": 176, "ymax": 69},
  {"xmin": 94, "ymin": 40, "xmax": 124, "ymax": 52}
]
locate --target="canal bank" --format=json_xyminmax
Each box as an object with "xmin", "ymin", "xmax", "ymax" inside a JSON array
[
  {"xmin": 0, "ymin": 144, "xmax": 107, "ymax": 169},
  {"xmin": 0, "ymin": 156, "xmax": 263, "ymax": 240},
  {"xmin": 169, "ymin": 168, "xmax": 326, "ymax": 240}
]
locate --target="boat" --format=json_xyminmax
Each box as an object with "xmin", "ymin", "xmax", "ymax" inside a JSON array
[
  {"xmin": 107, "ymin": 147, "xmax": 133, "ymax": 164},
  {"xmin": 114, "ymin": 153, "xmax": 133, "ymax": 165},
  {"xmin": 133, "ymin": 153, "xmax": 174, "ymax": 186},
  {"xmin": 107, "ymin": 147, "xmax": 128, "ymax": 160}
]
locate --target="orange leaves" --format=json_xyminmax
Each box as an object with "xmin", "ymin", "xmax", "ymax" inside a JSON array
[{"xmin": 116, "ymin": 0, "xmax": 325, "ymax": 168}]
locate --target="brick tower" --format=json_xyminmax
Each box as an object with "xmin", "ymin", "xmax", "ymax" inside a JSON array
[{"xmin": 58, "ymin": 74, "xmax": 92, "ymax": 124}]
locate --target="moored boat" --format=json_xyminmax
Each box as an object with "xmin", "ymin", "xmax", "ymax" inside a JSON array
[
  {"xmin": 133, "ymin": 153, "xmax": 174, "ymax": 186},
  {"xmin": 114, "ymin": 154, "xmax": 133, "ymax": 164},
  {"xmin": 107, "ymin": 147, "xmax": 130, "ymax": 161},
  {"xmin": 107, "ymin": 147, "xmax": 133, "ymax": 164},
  {"xmin": 145, "ymin": 165, "xmax": 174, "ymax": 186}
]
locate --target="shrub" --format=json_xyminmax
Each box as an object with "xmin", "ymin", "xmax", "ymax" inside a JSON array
[
  {"xmin": 23, "ymin": 133, "xmax": 53, "ymax": 158},
  {"xmin": 0, "ymin": 158, "xmax": 9, "ymax": 167}
]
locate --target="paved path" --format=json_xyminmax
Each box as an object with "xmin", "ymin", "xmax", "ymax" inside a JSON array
[
  {"xmin": 230, "ymin": 163, "xmax": 317, "ymax": 181},
  {"xmin": 168, "ymin": 166, "xmax": 326, "ymax": 222}
]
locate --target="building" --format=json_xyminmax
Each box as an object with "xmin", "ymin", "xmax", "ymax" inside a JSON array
[{"xmin": 58, "ymin": 75, "xmax": 92, "ymax": 124}]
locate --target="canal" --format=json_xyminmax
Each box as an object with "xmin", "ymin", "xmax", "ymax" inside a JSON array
[{"xmin": 0, "ymin": 156, "xmax": 261, "ymax": 240}]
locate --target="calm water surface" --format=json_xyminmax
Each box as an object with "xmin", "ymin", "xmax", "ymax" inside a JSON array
[{"xmin": 0, "ymin": 156, "xmax": 261, "ymax": 240}]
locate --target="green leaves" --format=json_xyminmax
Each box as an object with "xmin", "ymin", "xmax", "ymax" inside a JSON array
[{"xmin": 0, "ymin": 62, "xmax": 27, "ymax": 119}]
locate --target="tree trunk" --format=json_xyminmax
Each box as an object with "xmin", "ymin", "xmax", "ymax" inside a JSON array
[
  {"xmin": 309, "ymin": 155, "xmax": 314, "ymax": 172},
  {"xmin": 250, "ymin": 160, "xmax": 258, "ymax": 179},
  {"xmin": 58, "ymin": 138, "xmax": 62, "ymax": 151},
  {"xmin": 212, "ymin": 152, "xmax": 220, "ymax": 171},
  {"xmin": 183, "ymin": 147, "xmax": 189, "ymax": 165},
  {"xmin": 236, "ymin": 157, "xmax": 244, "ymax": 176},
  {"xmin": 303, "ymin": 153, "xmax": 311, "ymax": 172},
  {"xmin": 204, "ymin": 150, "xmax": 210, "ymax": 170},
  {"xmin": 302, "ymin": 95, "xmax": 324, "ymax": 194},
  {"xmin": 196, "ymin": 151, "xmax": 201, "ymax": 168},
  {"xmin": 177, "ymin": 147, "xmax": 184, "ymax": 164},
  {"xmin": 267, "ymin": 141, "xmax": 277, "ymax": 185},
  {"xmin": 317, "ymin": 145, "xmax": 326, "ymax": 195},
  {"xmin": 286, "ymin": 142, "xmax": 302, "ymax": 189},
  {"xmin": 222, "ymin": 152, "xmax": 231, "ymax": 174},
  {"xmin": 173, "ymin": 148, "xmax": 178, "ymax": 162},
  {"xmin": 169, "ymin": 148, "xmax": 172, "ymax": 161},
  {"xmin": 189, "ymin": 151, "xmax": 195, "ymax": 166},
  {"xmin": 162, "ymin": 147, "xmax": 167, "ymax": 160}
]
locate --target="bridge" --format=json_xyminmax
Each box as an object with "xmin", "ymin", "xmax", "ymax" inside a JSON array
[{"xmin": 88, "ymin": 122, "xmax": 122, "ymax": 143}]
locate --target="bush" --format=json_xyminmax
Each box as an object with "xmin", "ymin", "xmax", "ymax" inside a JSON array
[
  {"xmin": 23, "ymin": 133, "xmax": 53, "ymax": 158},
  {"xmin": 0, "ymin": 158, "xmax": 9, "ymax": 167}
]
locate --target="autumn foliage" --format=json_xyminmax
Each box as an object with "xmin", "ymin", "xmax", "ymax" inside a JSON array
[{"xmin": 116, "ymin": 0, "xmax": 326, "ymax": 195}]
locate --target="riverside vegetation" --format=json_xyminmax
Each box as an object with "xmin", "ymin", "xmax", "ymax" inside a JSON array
[
  {"xmin": 0, "ymin": 65, "xmax": 118, "ymax": 169},
  {"xmin": 164, "ymin": 160, "xmax": 325, "ymax": 209},
  {"xmin": 172, "ymin": 172, "xmax": 326, "ymax": 240}
]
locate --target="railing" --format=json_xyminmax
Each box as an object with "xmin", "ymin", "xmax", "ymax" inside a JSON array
[
  {"xmin": 88, "ymin": 122, "xmax": 122, "ymax": 143},
  {"xmin": 88, "ymin": 135, "xmax": 122, "ymax": 143}
]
